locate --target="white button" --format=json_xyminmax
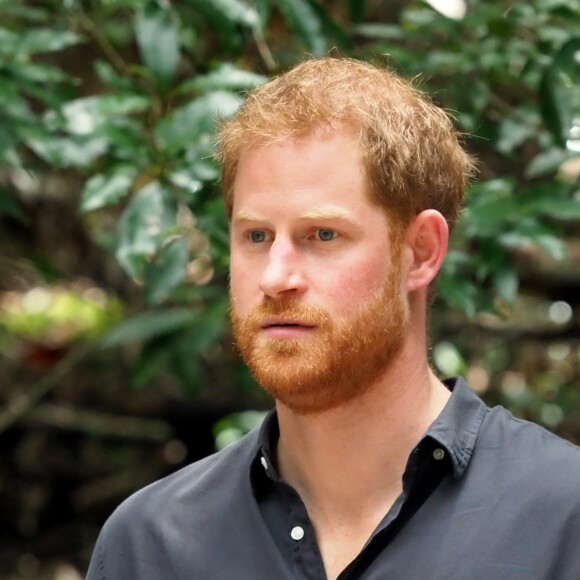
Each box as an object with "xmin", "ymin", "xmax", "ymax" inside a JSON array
[
  {"xmin": 433, "ymin": 448, "xmax": 445, "ymax": 460},
  {"xmin": 290, "ymin": 526, "xmax": 305, "ymax": 541},
  {"xmin": 260, "ymin": 456, "xmax": 268, "ymax": 470}
]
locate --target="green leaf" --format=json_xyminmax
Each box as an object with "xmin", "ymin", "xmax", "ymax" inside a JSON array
[
  {"xmin": 96, "ymin": 117, "xmax": 145, "ymax": 152},
  {"xmin": 26, "ymin": 135, "xmax": 108, "ymax": 167},
  {"xmin": 475, "ymin": 239, "xmax": 510, "ymax": 280},
  {"xmin": 55, "ymin": 94, "xmax": 150, "ymax": 135},
  {"xmin": 135, "ymin": 3, "xmax": 180, "ymax": 87},
  {"xmin": 540, "ymin": 38, "xmax": 580, "ymax": 149},
  {"xmin": 0, "ymin": 74, "xmax": 28, "ymax": 113},
  {"xmin": 437, "ymin": 272, "xmax": 480, "ymax": 319},
  {"xmin": 526, "ymin": 148, "xmax": 575, "ymax": 178},
  {"xmin": 500, "ymin": 230, "xmax": 567, "ymax": 260},
  {"xmin": 277, "ymin": 0, "xmax": 327, "ymax": 55},
  {"xmin": 537, "ymin": 0, "xmax": 580, "ymax": 13},
  {"xmin": 172, "ymin": 336, "xmax": 206, "ymax": 392},
  {"xmin": 8, "ymin": 61, "xmax": 74, "ymax": 84},
  {"xmin": 0, "ymin": 121, "xmax": 21, "ymax": 156},
  {"xmin": 186, "ymin": 299, "xmax": 228, "ymax": 353},
  {"xmin": 143, "ymin": 237, "xmax": 189, "ymax": 304},
  {"xmin": 532, "ymin": 235, "xmax": 567, "ymax": 260},
  {"xmin": 437, "ymin": 251, "xmax": 486, "ymax": 318},
  {"xmin": 132, "ymin": 338, "xmax": 174, "ymax": 388},
  {"xmin": 100, "ymin": 308, "xmax": 197, "ymax": 347},
  {"xmin": 155, "ymin": 91, "xmax": 242, "ymax": 155},
  {"xmin": 305, "ymin": 0, "xmax": 351, "ymax": 50},
  {"xmin": 0, "ymin": 146, "xmax": 22, "ymax": 167},
  {"xmin": 94, "ymin": 59, "xmax": 134, "ymax": 91},
  {"xmin": 180, "ymin": 64, "xmax": 267, "ymax": 92},
  {"xmin": 116, "ymin": 181, "xmax": 176, "ymax": 277},
  {"xmin": 0, "ymin": 186, "xmax": 25, "ymax": 221},
  {"xmin": 214, "ymin": 409, "xmax": 267, "ymax": 448},
  {"xmin": 493, "ymin": 265, "xmax": 519, "ymax": 305},
  {"xmin": 80, "ymin": 165, "xmax": 138, "ymax": 212},
  {"xmin": 168, "ymin": 300, "xmax": 228, "ymax": 389},
  {"xmin": 349, "ymin": 0, "xmax": 367, "ymax": 24},
  {"xmin": 433, "ymin": 341, "xmax": 466, "ymax": 376},
  {"xmin": 0, "ymin": 2, "xmax": 48, "ymax": 21},
  {"xmin": 352, "ymin": 23, "xmax": 406, "ymax": 40},
  {"xmin": 0, "ymin": 28, "xmax": 18, "ymax": 57},
  {"xmin": 182, "ymin": 149, "xmax": 220, "ymax": 182},
  {"xmin": 15, "ymin": 28, "xmax": 81, "ymax": 56},
  {"xmin": 198, "ymin": 0, "xmax": 261, "ymax": 28},
  {"xmin": 254, "ymin": 0, "xmax": 271, "ymax": 27},
  {"xmin": 463, "ymin": 198, "xmax": 519, "ymax": 237},
  {"xmin": 496, "ymin": 112, "xmax": 538, "ymax": 155},
  {"xmin": 523, "ymin": 197, "xmax": 580, "ymax": 220},
  {"xmin": 168, "ymin": 170, "xmax": 203, "ymax": 199}
]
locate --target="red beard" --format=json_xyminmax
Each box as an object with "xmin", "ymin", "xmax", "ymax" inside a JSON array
[{"xmin": 230, "ymin": 265, "xmax": 409, "ymax": 415}]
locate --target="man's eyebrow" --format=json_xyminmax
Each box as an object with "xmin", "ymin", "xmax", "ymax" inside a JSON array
[
  {"xmin": 231, "ymin": 207, "xmax": 364, "ymax": 229},
  {"xmin": 231, "ymin": 210, "xmax": 262, "ymax": 225},
  {"xmin": 232, "ymin": 207, "xmax": 358, "ymax": 224},
  {"xmin": 300, "ymin": 207, "xmax": 359, "ymax": 223}
]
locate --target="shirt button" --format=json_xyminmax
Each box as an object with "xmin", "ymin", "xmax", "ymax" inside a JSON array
[
  {"xmin": 433, "ymin": 448, "xmax": 445, "ymax": 461},
  {"xmin": 260, "ymin": 456, "xmax": 268, "ymax": 471},
  {"xmin": 290, "ymin": 526, "xmax": 305, "ymax": 541}
]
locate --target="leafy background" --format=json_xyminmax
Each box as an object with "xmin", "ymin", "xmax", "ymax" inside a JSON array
[{"xmin": 0, "ymin": 0, "xmax": 579, "ymax": 577}]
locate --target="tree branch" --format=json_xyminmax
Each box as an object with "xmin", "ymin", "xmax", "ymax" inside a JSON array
[
  {"xmin": 0, "ymin": 344, "xmax": 90, "ymax": 434},
  {"xmin": 252, "ymin": 27, "xmax": 277, "ymax": 72},
  {"xmin": 24, "ymin": 402, "xmax": 173, "ymax": 441}
]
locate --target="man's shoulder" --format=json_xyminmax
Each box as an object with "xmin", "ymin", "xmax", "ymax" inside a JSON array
[
  {"xmin": 484, "ymin": 403, "xmax": 580, "ymax": 456},
  {"xmin": 478, "ymin": 403, "xmax": 580, "ymax": 495},
  {"xmin": 86, "ymin": 428, "xmax": 273, "ymax": 579},
  {"xmin": 107, "ymin": 426, "xmax": 259, "ymax": 529}
]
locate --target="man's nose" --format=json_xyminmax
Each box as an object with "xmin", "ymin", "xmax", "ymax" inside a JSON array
[{"xmin": 259, "ymin": 237, "xmax": 306, "ymax": 299}]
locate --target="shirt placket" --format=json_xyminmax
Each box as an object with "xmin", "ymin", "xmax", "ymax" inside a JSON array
[
  {"xmin": 337, "ymin": 440, "xmax": 450, "ymax": 579},
  {"xmin": 280, "ymin": 484, "xmax": 327, "ymax": 580}
]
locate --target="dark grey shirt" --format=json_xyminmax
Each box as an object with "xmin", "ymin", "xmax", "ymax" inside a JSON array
[{"xmin": 86, "ymin": 378, "xmax": 580, "ymax": 579}]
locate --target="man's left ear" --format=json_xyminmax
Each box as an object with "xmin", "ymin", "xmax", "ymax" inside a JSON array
[{"xmin": 404, "ymin": 210, "xmax": 449, "ymax": 292}]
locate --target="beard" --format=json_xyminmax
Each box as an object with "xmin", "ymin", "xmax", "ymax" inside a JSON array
[{"xmin": 230, "ymin": 265, "xmax": 409, "ymax": 415}]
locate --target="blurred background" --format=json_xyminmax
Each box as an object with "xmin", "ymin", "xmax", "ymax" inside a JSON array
[{"xmin": 1, "ymin": 0, "xmax": 579, "ymax": 577}]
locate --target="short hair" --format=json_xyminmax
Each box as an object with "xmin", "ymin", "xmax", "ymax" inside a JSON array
[{"xmin": 217, "ymin": 57, "xmax": 475, "ymax": 232}]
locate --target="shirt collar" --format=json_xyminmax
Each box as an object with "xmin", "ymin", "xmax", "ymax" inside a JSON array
[
  {"xmin": 426, "ymin": 377, "xmax": 488, "ymax": 478},
  {"xmin": 251, "ymin": 408, "xmax": 281, "ymax": 488},
  {"xmin": 250, "ymin": 377, "xmax": 487, "ymax": 492}
]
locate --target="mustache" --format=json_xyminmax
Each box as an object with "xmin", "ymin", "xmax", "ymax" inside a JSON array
[{"xmin": 232, "ymin": 297, "xmax": 330, "ymax": 327}]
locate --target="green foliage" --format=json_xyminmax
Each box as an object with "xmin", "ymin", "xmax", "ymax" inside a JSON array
[
  {"xmin": 1, "ymin": 0, "xmax": 579, "ymax": 397},
  {"xmin": 0, "ymin": 286, "xmax": 123, "ymax": 345},
  {"xmin": 213, "ymin": 410, "xmax": 268, "ymax": 449},
  {"xmin": 135, "ymin": 2, "xmax": 180, "ymax": 88}
]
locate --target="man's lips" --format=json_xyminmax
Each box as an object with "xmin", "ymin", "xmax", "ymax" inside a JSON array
[
  {"xmin": 259, "ymin": 319, "xmax": 317, "ymax": 338},
  {"xmin": 260, "ymin": 319, "xmax": 316, "ymax": 329}
]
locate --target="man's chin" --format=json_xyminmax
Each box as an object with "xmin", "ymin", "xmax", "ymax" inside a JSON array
[
  {"xmin": 256, "ymin": 372, "xmax": 372, "ymax": 416},
  {"xmin": 255, "ymin": 337, "xmax": 316, "ymax": 356}
]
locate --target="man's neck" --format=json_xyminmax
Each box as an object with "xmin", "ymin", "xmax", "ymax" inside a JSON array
[
  {"xmin": 275, "ymin": 357, "xmax": 450, "ymax": 524},
  {"xmin": 272, "ymin": 322, "xmax": 452, "ymax": 579}
]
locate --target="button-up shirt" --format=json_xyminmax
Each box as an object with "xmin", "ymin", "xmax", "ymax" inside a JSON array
[{"xmin": 86, "ymin": 378, "xmax": 580, "ymax": 579}]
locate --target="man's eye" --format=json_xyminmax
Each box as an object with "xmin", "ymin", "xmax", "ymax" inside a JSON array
[
  {"xmin": 316, "ymin": 229, "xmax": 337, "ymax": 241},
  {"xmin": 249, "ymin": 230, "xmax": 267, "ymax": 243}
]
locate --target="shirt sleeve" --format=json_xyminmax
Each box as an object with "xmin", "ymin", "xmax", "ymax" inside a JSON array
[{"xmin": 85, "ymin": 531, "xmax": 106, "ymax": 580}]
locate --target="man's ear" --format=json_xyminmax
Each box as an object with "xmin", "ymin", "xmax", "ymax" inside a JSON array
[{"xmin": 404, "ymin": 210, "xmax": 449, "ymax": 293}]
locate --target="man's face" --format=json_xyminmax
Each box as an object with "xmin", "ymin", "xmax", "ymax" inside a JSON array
[{"xmin": 229, "ymin": 127, "xmax": 409, "ymax": 414}]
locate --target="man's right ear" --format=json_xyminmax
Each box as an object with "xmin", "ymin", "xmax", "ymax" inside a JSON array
[{"xmin": 404, "ymin": 210, "xmax": 449, "ymax": 293}]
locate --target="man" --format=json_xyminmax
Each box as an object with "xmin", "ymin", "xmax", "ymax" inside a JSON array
[{"xmin": 87, "ymin": 58, "xmax": 580, "ymax": 579}]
